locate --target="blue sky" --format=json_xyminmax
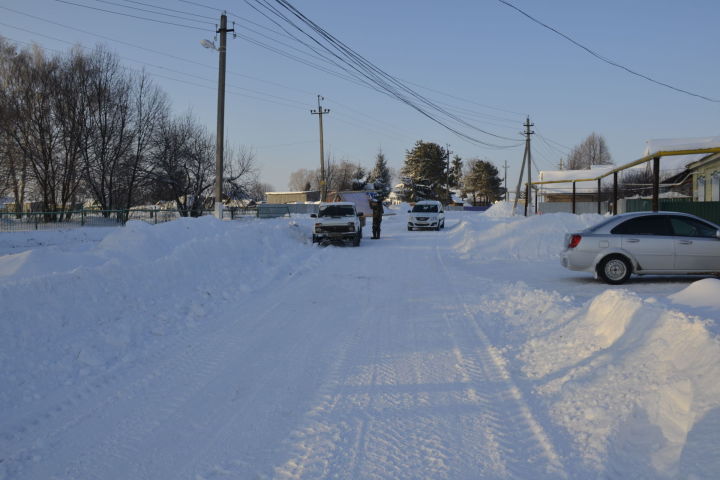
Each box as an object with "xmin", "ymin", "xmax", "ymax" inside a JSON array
[{"xmin": 2, "ymin": 0, "xmax": 718, "ymax": 191}]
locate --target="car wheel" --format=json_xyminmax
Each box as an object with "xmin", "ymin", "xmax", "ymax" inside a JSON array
[
  {"xmin": 441, "ymin": 220, "xmax": 445, "ymax": 229},
  {"xmin": 312, "ymin": 235, "xmax": 318, "ymax": 243},
  {"xmin": 353, "ymin": 232, "xmax": 361, "ymax": 246},
  {"xmin": 408, "ymin": 226, "xmax": 412, "ymax": 231},
  {"xmin": 598, "ymin": 255, "xmax": 632, "ymax": 284}
]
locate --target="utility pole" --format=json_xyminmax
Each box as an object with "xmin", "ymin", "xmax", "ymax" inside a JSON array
[
  {"xmin": 213, "ymin": 13, "xmax": 234, "ymax": 219},
  {"xmin": 512, "ymin": 117, "xmax": 534, "ymax": 215},
  {"xmin": 503, "ymin": 160, "xmax": 508, "ymax": 202},
  {"xmin": 445, "ymin": 144, "xmax": 451, "ymax": 204},
  {"xmin": 524, "ymin": 117, "xmax": 534, "ymax": 216},
  {"xmin": 311, "ymin": 95, "xmax": 330, "ymax": 202}
]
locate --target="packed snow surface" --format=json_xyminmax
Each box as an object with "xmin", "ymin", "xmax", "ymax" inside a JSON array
[{"xmin": 1, "ymin": 205, "xmax": 718, "ymax": 479}]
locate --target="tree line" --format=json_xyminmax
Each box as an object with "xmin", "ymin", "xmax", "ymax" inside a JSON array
[{"xmin": 0, "ymin": 38, "xmax": 266, "ymax": 218}]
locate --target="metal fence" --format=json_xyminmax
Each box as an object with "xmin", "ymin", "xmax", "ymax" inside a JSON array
[
  {"xmin": 625, "ymin": 199, "xmax": 720, "ymax": 224},
  {"xmin": 0, "ymin": 206, "xmax": 264, "ymax": 232},
  {"xmin": 0, "ymin": 209, "xmax": 180, "ymax": 232}
]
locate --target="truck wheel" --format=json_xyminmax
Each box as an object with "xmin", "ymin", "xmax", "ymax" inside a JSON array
[{"xmin": 353, "ymin": 232, "xmax": 361, "ymax": 246}]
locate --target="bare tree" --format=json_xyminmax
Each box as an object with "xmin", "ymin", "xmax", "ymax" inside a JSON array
[
  {"xmin": 121, "ymin": 71, "xmax": 168, "ymax": 209},
  {"xmin": 0, "ymin": 38, "xmax": 29, "ymax": 214},
  {"xmin": 567, "ymin": 133, "xmax": 613, "ymax": 170},
  {"xmin": 2, "ymin": 46, "xmax": 66, "ymax": 216},
  {"xmin": 80, "ymin": 46, "xmax": 134, "ymax": 213},
  {"xmin": 288, "ymin": 168, "xmax": 315, "ymax": 191},
  {"xmin": 223, "ymin": 144, "xmax": 258, "ymax": 201},
  {"xmin": 148, "ymin": 113, "xmax": 214, "ymax": 216}
]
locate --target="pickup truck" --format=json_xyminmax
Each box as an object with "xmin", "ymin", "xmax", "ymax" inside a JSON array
[{"xmin": 311, "ymin": 202, "xmax": 364, "ymax": 246}]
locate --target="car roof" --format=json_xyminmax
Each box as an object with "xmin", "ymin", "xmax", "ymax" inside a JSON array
[
  {"xmin": 319, "ymin": 202, "xmax": 354, "ymax": 206},
  {"xmin": 588, "ymin": 210, "xmax": 720, "ymax": 230},
  {"xmin": 415, "ymin": 200, "xmax": 441, "ymax": 204}
]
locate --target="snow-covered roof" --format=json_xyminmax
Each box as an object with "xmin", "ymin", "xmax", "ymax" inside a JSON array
[{"xmin": 538, "ymin": 165, "xmax": 615, "ymax": 193}]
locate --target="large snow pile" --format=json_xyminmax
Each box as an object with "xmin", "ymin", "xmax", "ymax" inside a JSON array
[
  {"xmin": 1, "ymin": 208, "xmax": 718, "ymax": 479},
  {"xmin": 0, "ymin": 217, "xmax": 314, "ymax": 410}
]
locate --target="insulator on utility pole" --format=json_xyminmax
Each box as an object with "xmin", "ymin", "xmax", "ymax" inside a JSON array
[{"xmin": 311, "ymin": 95, "xmax": 330, "ymax": 202}]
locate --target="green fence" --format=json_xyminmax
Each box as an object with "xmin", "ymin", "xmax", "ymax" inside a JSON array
[{"xmin": 625, "ymin": 199, "xmax": 720, "ymax": 224}]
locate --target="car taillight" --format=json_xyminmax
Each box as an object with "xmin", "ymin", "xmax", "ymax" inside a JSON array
[{"xmin": 568, "ymin": 234, "xmax": 582, "ymax": 249}]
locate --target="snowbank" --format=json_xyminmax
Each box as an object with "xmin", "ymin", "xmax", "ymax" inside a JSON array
[{"xmin": 0, "ymin": 216, "xmax": 315, "ymax": 412}]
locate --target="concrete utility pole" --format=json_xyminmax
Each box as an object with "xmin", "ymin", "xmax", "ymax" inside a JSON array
[
  {"xmin": 213, "ymin": 13, "xmax": 234, "ymax": 219},
  {"xmin": 512, "ymin": 117, "xmax": 534, "ymax": 214},
  {"xmin": 311, "ymin": 95, "xmax": 330, "ymax": 202},
  {"xmin": 524, "ymin": 117, "xmax": 534, "ymax": 216}
]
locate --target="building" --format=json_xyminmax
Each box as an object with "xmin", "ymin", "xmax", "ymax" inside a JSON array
[{"xmin": 264, "ymin": 191, "xmax": 320, "ymax": 204}]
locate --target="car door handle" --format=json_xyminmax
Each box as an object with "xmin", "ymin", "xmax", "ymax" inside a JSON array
[
  {"xmin": 678, "ymin": 240, "xmax": 693, "ymax": 245},
  {"xmin": 626, "ymin": 238, "xmax": 639, "ymax": 243}
]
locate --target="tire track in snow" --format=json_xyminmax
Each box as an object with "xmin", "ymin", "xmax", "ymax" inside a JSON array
[{"xmin": 433, "ymin": 236, "xmax": 568, "ymax": 478}]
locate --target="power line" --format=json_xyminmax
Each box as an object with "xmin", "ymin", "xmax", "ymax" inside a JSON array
[
  {"xmin": 117, "ymin": 0, "xmax": 216, "ymax": 20},
  {"xmin": 249, "ymin": 0, "xmax": 523, "ymax": 149},
  {"xmin": 89, "ymin": 0, "xmax": 214, "ymax": 25},
  {"xmin": 54, "ymin": 0, "xmax": 211, "ymax": 31},
  {"xmin": 498, "ymin": 0, "xmax": 720, "ymax": 103},
  {"xmin": 177, "ymin": 0, "xmax": 221, "ymax": 13}
]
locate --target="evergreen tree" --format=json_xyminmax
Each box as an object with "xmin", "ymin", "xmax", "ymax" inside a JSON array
[
  {"xmin": 462, "ymin": 159, "xmax": 504, "ymax": 206},
  {"xmin": 367, "ymin": 150, "xmax": 391, "ymax": 200},
  {"xmin": 401, "ymin": 140, "xmax": 448, "ymax": 202},
  {"xmin": 449, "ymin": 155, "xmax": 463, "ymax": 188}
]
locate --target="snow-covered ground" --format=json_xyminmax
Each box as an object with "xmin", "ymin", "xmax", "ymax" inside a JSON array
[{"xmin": 1, "ymin": 204, "xmax": 719, "ymax": 479}]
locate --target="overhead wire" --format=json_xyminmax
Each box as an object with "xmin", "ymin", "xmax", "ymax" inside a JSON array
[
  {"xmin": 498, "ymin": 0, "xmax": 720, "ymax": 103},
  {"xmin": 54, "ymin": 0, "xmax": 211, "ymax": 31},
  {"xmin": 249, "ymin": 0, "xmax": 523, "ymax": 149},
  {"xmin": 116, "ymin": 0, "xmax": 217, "ymax": 21},
  {"xmin": 88, "ymin": 0, "xmax": 214, "ymax": 25}
]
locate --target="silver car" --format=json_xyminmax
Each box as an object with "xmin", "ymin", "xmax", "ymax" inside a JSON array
[{"xmin": 561, "ymin": 211, "xmax": 720, "ymax": 284}]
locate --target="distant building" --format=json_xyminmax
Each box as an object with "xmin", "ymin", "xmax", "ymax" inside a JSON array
[{"xmin": 265, "ymin": 191, "xmax": 320, "ymax": 204}]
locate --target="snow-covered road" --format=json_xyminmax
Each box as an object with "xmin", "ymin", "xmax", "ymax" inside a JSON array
[{"xmin": 2, "ymin": 205, "xmax": 719, "ymax": 479}]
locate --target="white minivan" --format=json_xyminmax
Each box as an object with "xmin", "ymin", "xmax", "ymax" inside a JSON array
[{"xmin": 408, "ymin": 200, "xmax": 445, "ymax": 231}]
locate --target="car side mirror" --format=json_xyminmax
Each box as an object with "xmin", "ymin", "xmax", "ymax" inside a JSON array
[
  {"xmin": 358, "ymin": 212, "xmax": 364, "ymax": 217},
  {"xmin": 407, "ymin": 210, "xmax": 411, "ymax": 213},
  {"xmin": 310, "ymin": 213, "xmax": 317, "ymax": 218}
]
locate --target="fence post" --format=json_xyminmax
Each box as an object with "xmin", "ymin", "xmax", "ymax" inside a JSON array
[
  {"xmin": 597, "ymin": 179, "xmax": 601, "ymax": 214},
  {"xmin": 613, "ymin": 172, "xmax": 618, "ymax": 215},
  {"xmin": 81, "ymin": 209, "xmax": 85, "ymax": 226},
  {"xmin": 652, "ymin": 156, "xmax": 660, "ymax": 212},
  {"xmin": 572, "ymin": 182, "xmax": 576, "ymax": 214}
]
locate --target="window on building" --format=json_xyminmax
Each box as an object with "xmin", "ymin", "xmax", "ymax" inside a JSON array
[
  {"xmin": 712, "ymin": 172, "xmax": 720, "ymax": 202},
  {"xmin": 696, "ymin": 175, "xmax": 706, "ymax": 202}
]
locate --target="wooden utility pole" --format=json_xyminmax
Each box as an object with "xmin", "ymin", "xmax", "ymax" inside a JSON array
[
  {"xmin": 445, "ymin": 144, "xmax": 451, "ymax": 203},
  {"xmin": 503, "ymin": 160, "xmax": 508, "ymax": 201},
  {"xmin": 213, "ymin": 13, "xmax": 234, "ymax": 219},
  {"xmin": 311, "ymin": 95, "xmax": 330, "ymax": 202}
]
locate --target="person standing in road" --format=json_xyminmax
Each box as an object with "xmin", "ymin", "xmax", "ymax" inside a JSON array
[{"xmin": 371, "ymin": 199, "xmax": 383, "ymax": 239}]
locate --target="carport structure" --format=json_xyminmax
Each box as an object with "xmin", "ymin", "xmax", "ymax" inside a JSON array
[{"xmin": 527, "ymin": 147, "xmax": 720, "ymax": 216}]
